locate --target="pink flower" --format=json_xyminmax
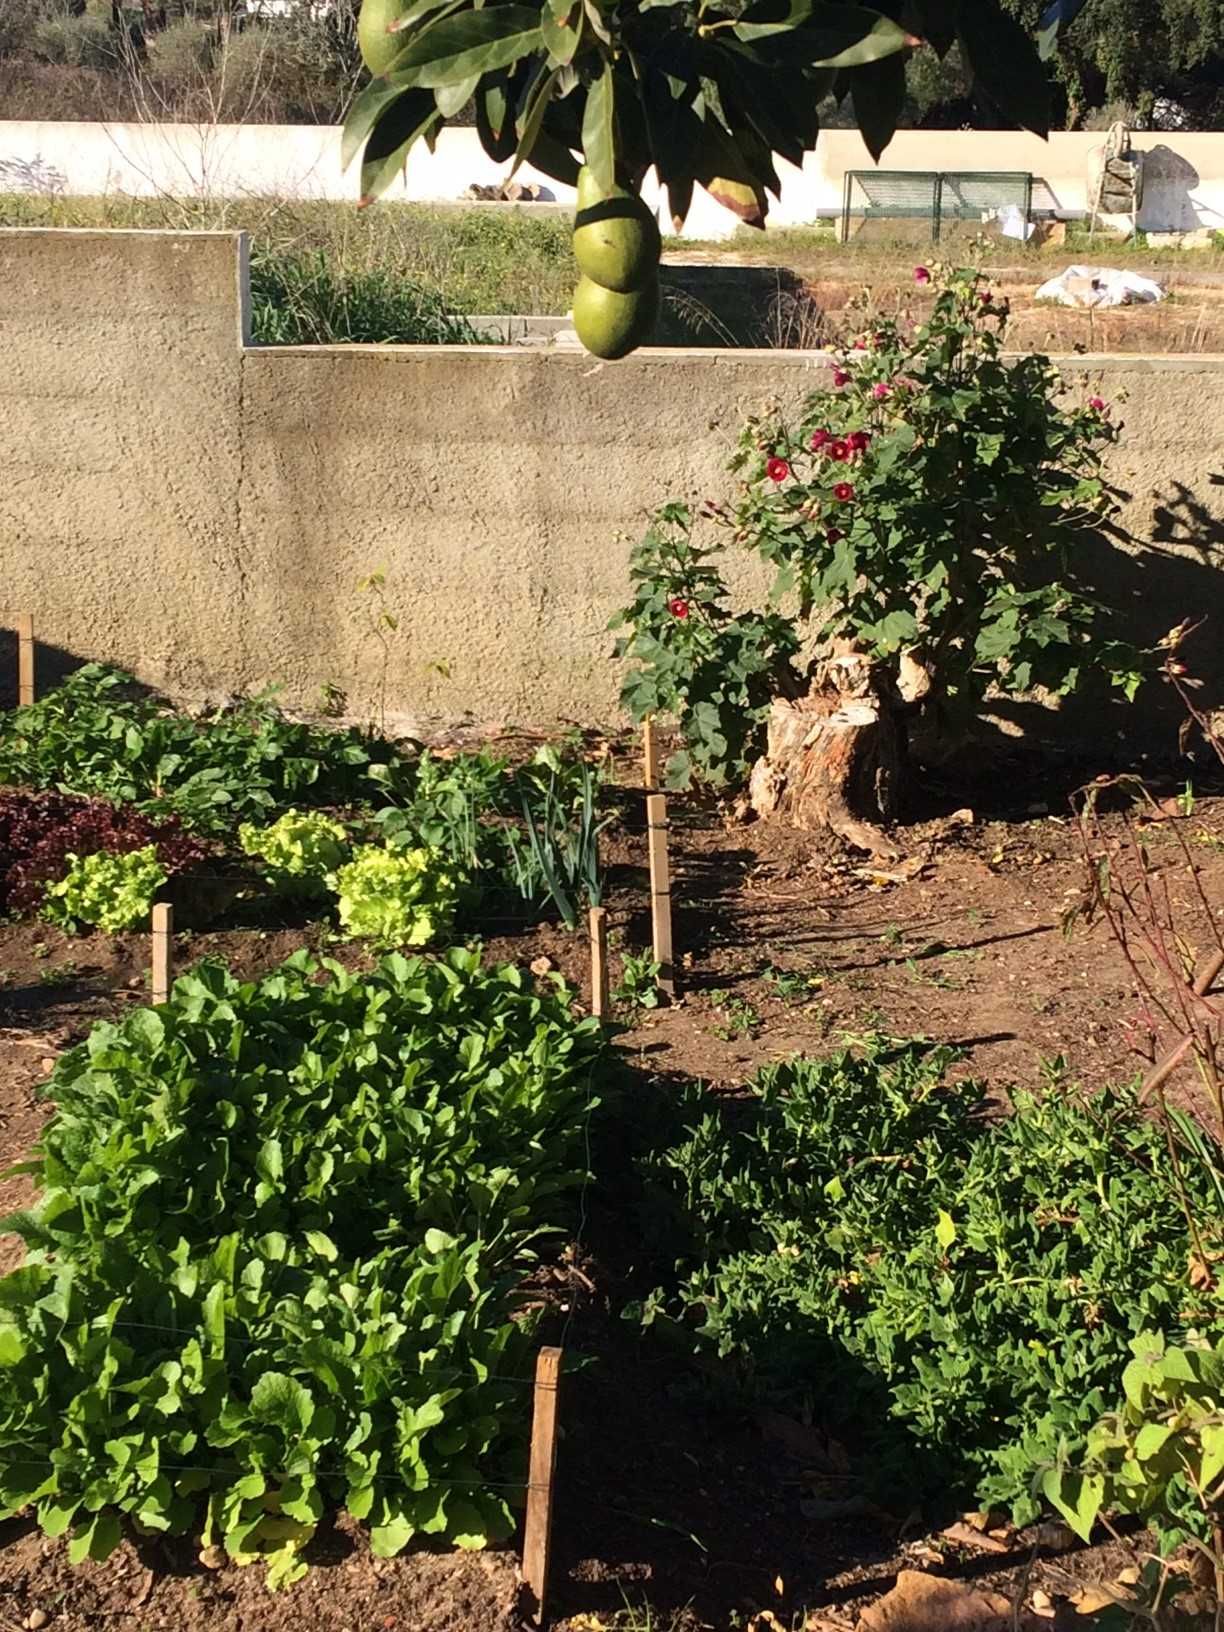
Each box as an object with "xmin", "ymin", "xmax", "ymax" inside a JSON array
[
  {"xmin": 980, "ymin": 290, "xmax": 993, "ymax": 306},
  {"xmin": 833, "ymin": 482, "xmax": 855, "ymax": 503},
  {"xmin": 832, "ymin": 369, "xmax": 851, "ymax": 389},
  {"xmin": 810, "ymin": 429, "xmax": 831, "ymax": 452},
  {"xmin": 668, "ymin": 597, "xmax": 689, "ymax": 619},
  {"xmin": 871, "ymin": 382, "xmax": 891, "ymax": 401},
  {"xmin": 829, "ymin": 438, "xmax": 851, "ymax": 462},
  {"xmin": 766, "ymin": 456, "xmax": 791, "ymax": 483},
  {"xmin": 1088, "ymin": 396, "xmax": 1108, "ymax": 412},
  {"xmin": 914, "ymin": 266, "xmax": 931, "ymax": 284},
  {"xmin": 848, "ymin": 430, "xmax": 871, "ymax": 452},
  {"xmin": 852, "ymin": 337, "xmax": 867, "ymax": 351},
  {"xmin": 826, "ymin": 527, "xmax": 844, "ymax": 544}
]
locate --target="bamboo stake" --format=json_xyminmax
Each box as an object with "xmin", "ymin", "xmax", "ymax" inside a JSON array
[
  {"xmin": 646, "ymin": 792, "xmax": 675, "ymax": 1001},
  {"xmin": 642, "ymin": 717, "xmax": 660, "ymax": 790},
  {"xmin": 16, "ymin": 615, "xmax": 33, "ymax": 707},
  {"xmin": 151, "ymin": 903, "xmax": 174, "ymax": 1005},
  {"xmin": 522, "ymin": 1345, "xmax": 563, "ymax": 1627},
  {"xmin": 589, "ymin": 905, "xmax": 609, "ymax": 1020}
]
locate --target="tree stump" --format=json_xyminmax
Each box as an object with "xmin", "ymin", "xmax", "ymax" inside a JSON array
[{"xmin": 747, "ymin": 653, "xmax": 903, "ymax": 855}]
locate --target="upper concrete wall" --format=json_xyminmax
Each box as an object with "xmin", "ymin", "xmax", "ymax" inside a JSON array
[
  {"xmin": 3, "ymin": 227, "xmax": 1224, "ymax": 743},
  {"xmin": 2, "ymin": 121, "xmax": 1223, "ymax": 239}
]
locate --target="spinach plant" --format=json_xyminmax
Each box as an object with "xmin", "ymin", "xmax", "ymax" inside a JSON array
[{"xmin": 0, "ymin": 949, "xmax": 606, "ymax": 1585}]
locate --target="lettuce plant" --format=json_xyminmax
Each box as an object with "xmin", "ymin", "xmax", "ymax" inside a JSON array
[
  {"xmin": 238, "ymin": 809, "xmax": 350, "ymax": 896},
  {"xmin": 330, "ymin": 844, "xmax": 461, "ymax": 948},
  {"xmin": 41, "ymin": 845, "xmax": 167, "ymax": 933}
]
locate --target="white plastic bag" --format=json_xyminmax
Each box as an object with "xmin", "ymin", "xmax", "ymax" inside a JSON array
[{"xmin": 1033, "ymin": 264, "xmax": 1164, "ymax": 307}]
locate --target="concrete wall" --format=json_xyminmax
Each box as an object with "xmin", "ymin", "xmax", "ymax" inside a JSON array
[
  {"xmin": 3, "ymin": 120, "xmax": 1224, "ymax": 239},
  {"xmin": 3, "ymin": 226, "xmax": 1224, "ymax": 742}
]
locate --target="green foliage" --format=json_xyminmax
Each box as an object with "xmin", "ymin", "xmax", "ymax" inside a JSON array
[
  {"xmin": 344, "ymin": 0, "xmax": 1051, "ymax": 231},
  {"xmin": 636, "ymin": 1042, "xmax": 1224, "ymax": 1521},
  {"xmin": 1046, "ymin": 1330, "xmax": 1224, "ymax": 1570},
  {"xmin": 41, "ymin": 846, "xmax": 167, "ymax": 934},
  {"xmin": 0, "ymin": 949, "xmax": 605, "ymax": 1584},
  {"xmin": 613, "ymin": 951, "xmax": 661, "ymax": 1013},
  {"xmin": 0, "ymin": 665, "xmax": 397, "ymax": 835},
  {"xmin": 609, "ymin": 502, "xmax": 800, "ymax": 789},
  {"xmin": 330, "ymin": 844, "xmax": 463, "ymax": 947},
  {"xmin": 249, "ymin": 248, "xmax": 492, "ymax": 346},
  {"xmin": 508, "ymin": 763, "xmax": 608, "ymax": 929},
  {"xmin": 613, "ymin": 268, "xmax": 1142, "ymax": 786},
  {"xmin": 239, "ymin": 809, "xmax": 351, "ymax": 897}
]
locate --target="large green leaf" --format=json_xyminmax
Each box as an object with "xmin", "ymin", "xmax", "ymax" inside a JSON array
[
  {"xmin": 581, "ymin": 60, "xmax": 617, "ymax": 194},
  {"xmin": 436, "ymin": 71, "xmax": 481, "ymax": 116},
  {"xmin": 850, "ymin": 48, "xmax": 907, "ymax": 160},
  {"xmin": 387, "ymin": 7, "xmax": 544, "ymax": 88},
  {"xmin": 540, "ymin": 0, "xmax": 583, "ymax": 63},
  {"xmin": 513, "ymin": 63, "xmax": 562, "ymax": 173},
  {"xmin": 736, "ymin": 0, "xmax": 910, "ymax": 66},
  {"xmin": 956, "ymin": 0, "xmax": 1049, "ymax": 135},
  {"xmin": 358, "ymin": 91, "xmax": 439, "ymax": 203}
]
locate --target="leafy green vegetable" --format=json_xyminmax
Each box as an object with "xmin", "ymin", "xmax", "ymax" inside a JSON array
[
  {"xmin": 239, "ymin": 809, "xmax": 350, "ymax": 896},
  {"xmin": 0, "ymin": 948, "xmax": 605, "ymax": 1583},
  {"xmin": 0, "ymin": 665, "xmax": 397, "ymax": 834},
  {"xmin": 330, "ymin": 844, "xmax": 463, "ymax": 947},
  {"xmin": 636, "ymin": 1042, "xmax": 1224, "ymax": 1522},
  {"xmin": 41, "ymin": 846, "xmax": 167, "ymax": 933}
]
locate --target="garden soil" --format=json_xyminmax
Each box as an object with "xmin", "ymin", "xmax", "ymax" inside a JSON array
[{"xmin": 0, "ymin": 748, "xmax": 1221, "ymax": 1631}]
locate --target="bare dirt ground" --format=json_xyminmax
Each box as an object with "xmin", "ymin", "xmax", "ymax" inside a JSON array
[{"xmin": 0, "ymin": 749, "xmax": 1221, "ymax": 1631}]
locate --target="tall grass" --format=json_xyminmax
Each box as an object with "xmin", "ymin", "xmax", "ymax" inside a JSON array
[
  {"xmin": 0, "ymin": 192, "xmax": 578, "ymax": 315},
  {"xmin": 248, "ymin": 247, "xmax": 490, "ymax": 345}
]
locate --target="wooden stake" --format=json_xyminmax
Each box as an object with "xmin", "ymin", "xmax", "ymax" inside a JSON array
[
  {"xmin": 642, "ymin": 717, "xmax": 660, "ymax": 790},
  {"xmin": 522, "ymin": 1345, "xmax": 562, "ymax": 1627},
  {"xmin": 16, "ymin": 615, "xmax": 34, "ymax": 707},
  {"xmin": 151, "ymin": 903, "xmax": 174, "ymax": 1005},
  {"xmin": 589, "ymin": 905, "xmax": 609, "ymax": 1020},
  {"xmin": 646, "ymin": 792, "xmax": 675, "ymax": 1000}
]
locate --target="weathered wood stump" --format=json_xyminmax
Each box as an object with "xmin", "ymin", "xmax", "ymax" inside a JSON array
[{"xmin": 747, "ymin": 652, "xmax": 904, "ymax": 855}]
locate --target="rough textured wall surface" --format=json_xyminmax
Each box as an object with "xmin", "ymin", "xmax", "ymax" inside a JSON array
[{"xmin": 3, "ymin": 228, "xmax": 1224, "ymax": 746}]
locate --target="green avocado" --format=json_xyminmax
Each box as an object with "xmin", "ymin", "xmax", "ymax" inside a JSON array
[
  {"xmin": 571, "ymin": 274, "xmax": 660, "ymax": 360},
  {"xmin": 572, "ymin": 166, "xmax": 661, "ymax": 295},
  {"xmin": 357, "ymin": 0, "xmax": 406, "ymax": 77}
]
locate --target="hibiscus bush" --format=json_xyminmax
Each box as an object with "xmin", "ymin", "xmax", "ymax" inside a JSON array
[{"xmin": 613, "ymin": 264, "xmax": 1142, "ymax": 790}]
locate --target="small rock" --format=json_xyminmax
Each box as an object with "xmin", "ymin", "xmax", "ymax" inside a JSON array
[
  {"xmin": 198, "ymin": 1545, "xmax": 226, "ymax": 1570},
  {"xmin": 529, "ymin": 956, "xmax": 553, "ymax": 976},
  {"xmin": 1031, "ymin": 1589, "xmax": 1052, "ymax": 1610},
  {"xmin": 948, "ymin": 808, "xmax": 975, "ymax": 827},
  {"xmin": 127, "ymin": 976, "xmax": 144, "ymax": 990},
  {"xmin": 26, "ymin": 1610, "xmax": 50, "ymax": 1630},
  {"xmin": 40, "ymin": 1057, "xmax": 55, "ymax": 1073}
]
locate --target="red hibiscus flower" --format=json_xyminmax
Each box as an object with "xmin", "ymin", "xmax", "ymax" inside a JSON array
[
  {"xmin": 833, "ymin": 482, "xmax": 855, "ymax": 502},
  {"xmin": 668, "ymin": 597, "xmax": 690, "ymax": 619},
  {"xmin": 848, "ymin": 430, "xmax": 871, "ymax": 452},
  {"xmin": 832, "ymin": 369, "xmax": 851, "ymax": 388},
  {"xmin": 913, "ymin": 266, "xmax": 931, "ymax": 284},
  {"xmin": 871, "ymin": 382, "xmax": 891, "ymax": 401},
  {"xmin": 766, "ymin": 456, "xmax": 792, "ymax": 483},
  {"xmin": 826, "ymin": 527, "xmax": 844, "ymax": 544},
  {"xmin": 810, "ymin": 429, "xmax": 832, "ymax": 452},
  {"xmin": 1088, "ymin": 396, "xmax": 1108, "ymax": 412},
  {"xmin": 829, "ymin": 438, "xmax": 851, "ymax": 461}
]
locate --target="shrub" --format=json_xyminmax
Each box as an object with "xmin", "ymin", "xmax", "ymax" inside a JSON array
[
  {"xmin": 32, "ymin": 11, "xmax": 115, "ymax": 70},
  {"xmin": 0, "ymin": 789, "xmax": 210, "ymax": 916},
  {"xmin": 238, "ymin": 808, "xmax": 349, "ymax": 896},
  {"xmin": 330, "ymin": 844, "xmax": 462, "ymax": 947},
  {"xmin": 42, "ymin": 845, "xmax": 167, "ymax": 933},
  {"xmin": 0, "ymin": 949, "xmax": 605, "ymax": 1585},
  {"xmin": 613, "ymin": 264, "xmax": 1142, "ymax": 789},
  {"xmin": 0, "ymin": 664, "xmax": 397, "ymax": 834},
  {"xmin": 1046, "ymin": 1329, "xmax": 1224, "ymax": 1578},
  {"xmin": 636, "ymin": 1042, "xmax": 1224, "ymax": 1521},
  {"xmin": 249, "ymin": 249, "xmax": 490, "ymax": 347},
  {"xmin": 146, "ymin": 16, "xmax": 212, "ymax": 83}
]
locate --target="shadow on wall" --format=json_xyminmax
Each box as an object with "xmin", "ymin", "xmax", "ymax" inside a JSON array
[
  {"xmin": 975, "ymin": 478, "xmax": 1224, "ymax": 763},
  {"xmin": 1138, "ymin": 144, "xmax": 1208, "ymax": 233},
  {"xmin": 0, "ymin": 627, "xmax": 84, "ymax": 711}
]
